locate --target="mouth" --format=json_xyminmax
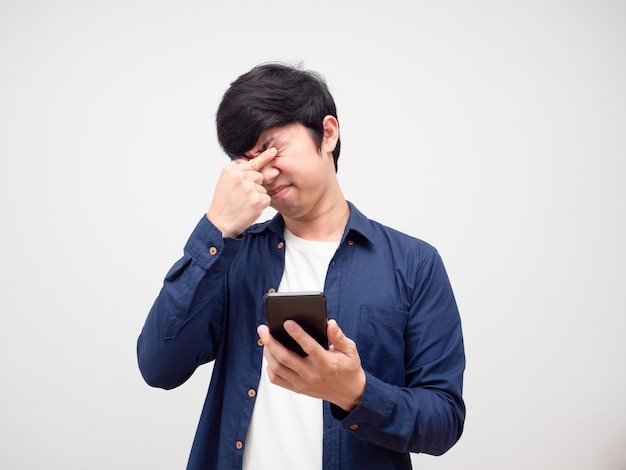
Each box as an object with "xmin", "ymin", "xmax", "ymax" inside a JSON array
[{"xmin": 267, "ymin": 184, "xmax": 290, "ymax": 198}]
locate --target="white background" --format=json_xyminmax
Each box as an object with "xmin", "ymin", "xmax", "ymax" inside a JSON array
[{"xmin": 1, "ymin": 1, "xmax": 625, "ymax": 469}]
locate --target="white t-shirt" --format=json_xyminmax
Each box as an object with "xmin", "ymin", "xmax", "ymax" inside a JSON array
[{"xmin": 242, "ymin": 229, "xmax": 339, "ymax": 470}]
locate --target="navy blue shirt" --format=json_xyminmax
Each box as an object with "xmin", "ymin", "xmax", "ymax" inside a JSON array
[{"xmin": 137, "ymin": 203, "xmax": 465, "ymax": 469}]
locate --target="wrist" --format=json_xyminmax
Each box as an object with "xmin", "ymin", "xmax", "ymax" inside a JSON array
[
  {"xmin": 337, "ymin": 369, "xmax": 366, "ymax": 412},
  {"xmin": 205, "ymin": 212, "xmax": 239, "ymax": 238}
]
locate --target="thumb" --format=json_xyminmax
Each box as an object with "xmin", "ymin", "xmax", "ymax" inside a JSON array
[{"xmin": 327, "ymin": 319, "xmax": 354, "ymax": 354}]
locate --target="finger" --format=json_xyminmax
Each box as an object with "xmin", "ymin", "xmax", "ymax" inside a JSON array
[
  {"xmin": 247, "ymin": 147, "xmax": 277, "ymax": 171},
  {"xmin": 327, "ymin": 319, "xmax": 355, "ymax": 354},
  {"xmin": 257, "ymin": 324, "xmax": 273, "ymax": 349},
  {"xmin": 257, "ymin": 324, "xmax": 270, "ymax": 338},
  {"xmin": 258, "ymin": 324, "xmax": 301, "ymax": 383},
  {"xmin": 284, "ymin": 320, "xmax": 324, "ymax": 357},
  {"xmin": 257, "ymin": 324, "xmax": 292, "ymax": 361}
]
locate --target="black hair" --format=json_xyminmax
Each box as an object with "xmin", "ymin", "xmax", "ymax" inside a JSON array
[{"xmin": 216, "ymin": 62, "xmax": 341, "ymax": 171}]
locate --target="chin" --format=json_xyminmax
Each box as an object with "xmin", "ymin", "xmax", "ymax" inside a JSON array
[{"xmin": 274, "ymin": 202, "xmax": 306, "ymax": 219}]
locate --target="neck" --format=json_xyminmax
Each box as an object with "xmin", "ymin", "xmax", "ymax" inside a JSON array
[{"xmin": 284, "ymin": 198, "xmax": 350, "ymax": 242}]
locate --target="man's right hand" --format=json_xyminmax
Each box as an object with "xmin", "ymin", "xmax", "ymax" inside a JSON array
[{"xmin": 206, "ymin": 147, "xmax": 278, "ymax": 238}]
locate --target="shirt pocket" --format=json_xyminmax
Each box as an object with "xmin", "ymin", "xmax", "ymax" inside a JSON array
[{"xmin": 357, "ymin": 305, "xmax": 409, "ymax": 386}]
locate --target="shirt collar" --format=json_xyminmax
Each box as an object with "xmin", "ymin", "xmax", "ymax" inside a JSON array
[{"xmin": 249, "ymin": 201, "xmax": 375, "ymax": 246}]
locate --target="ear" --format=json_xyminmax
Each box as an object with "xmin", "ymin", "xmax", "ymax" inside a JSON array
[{"xmin": 321, "ymin": 115, "xmax": 339, "ymax": 154}]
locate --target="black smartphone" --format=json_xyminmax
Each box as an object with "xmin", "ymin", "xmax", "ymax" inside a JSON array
[{"xmin": 262, "ymin": 291, "xmax": 328, "ymax": 357}]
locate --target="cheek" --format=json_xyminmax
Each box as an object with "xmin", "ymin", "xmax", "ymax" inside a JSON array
[{"xmin": 279, "ymin": 146, "xmax": 325, "ymax": 184}]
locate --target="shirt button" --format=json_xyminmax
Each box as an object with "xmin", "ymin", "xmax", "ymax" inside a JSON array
[
  {"xmin": 349, "ymin": 424, "xmax": 359, "ymax": 430},
  {"xmin": 347, "ymin": 240, "xmax": 354, "ymax": 246},
  {"xmin": 235, "ymin": 441, "xmax": 243, "ymax": 450},
  {"xmin": 277, "ymin": 241, "xmax": 284, "ymax": 249},
  {"xmin": 208, "ymin": 246, "xmax": 218, "ymax": 255},
  {"xmin": 248, "ymin": 389, "xmax": 256, "ymax": 398},
  {"xmin": 267, "ymin": 287, "xmax": 276, "ymax": 293}
]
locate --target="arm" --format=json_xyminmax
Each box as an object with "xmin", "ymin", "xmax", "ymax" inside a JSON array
[
  {"xmin": 137, "ymin": 217, "xmax": 242, "ymax": 389},
  {"xmin": 137, "ymin": 146, "xmax": 279, "ymax": 389},
  {"xmin": 259, "ymin": 249, "xmax": 465, "ymax": 455},
  {"xmin": 336, "ymin": 250, "xmax": 465, "ymax": 455}
]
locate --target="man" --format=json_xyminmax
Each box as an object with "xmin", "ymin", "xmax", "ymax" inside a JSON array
[{"xmin": 137, "ymin": 62, "xmax": 465, "ymax": 470}]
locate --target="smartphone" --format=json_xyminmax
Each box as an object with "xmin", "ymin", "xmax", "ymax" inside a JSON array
[{"xmin": 262, "ymin": 291, "xmax": 328, "ymax": 357}]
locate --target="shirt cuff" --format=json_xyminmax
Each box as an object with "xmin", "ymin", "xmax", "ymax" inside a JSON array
[
  {"xmin": 330, "ymin": 371, "xmax": 398, "ymax": 437},
  {"xmin": 184, "ymin": 215, "xmax": 243, "ymax": 271}
]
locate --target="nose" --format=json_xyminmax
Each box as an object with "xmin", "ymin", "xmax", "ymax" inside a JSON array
[{"xmin": 260, "ymin": 163, "xmax": 280, "ymax": 185}]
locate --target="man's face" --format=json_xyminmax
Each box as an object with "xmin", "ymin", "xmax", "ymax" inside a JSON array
[{"xmin": 241, "ymin": 122, "xmax": 336, "ymax": 221}]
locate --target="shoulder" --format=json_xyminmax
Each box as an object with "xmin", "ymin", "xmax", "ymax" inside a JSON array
[{"xmin": 349, "ymin": 203, "xmax": 438, "ymax": 257}]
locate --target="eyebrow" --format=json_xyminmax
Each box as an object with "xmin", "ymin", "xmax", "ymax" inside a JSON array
[
  {"xmin": 259, "ymin": 136, "xmax": 277, "ymax": 151},
  {"xmin": 245, "ymin": 135, "xmax": 277, "ymax": 158}
]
